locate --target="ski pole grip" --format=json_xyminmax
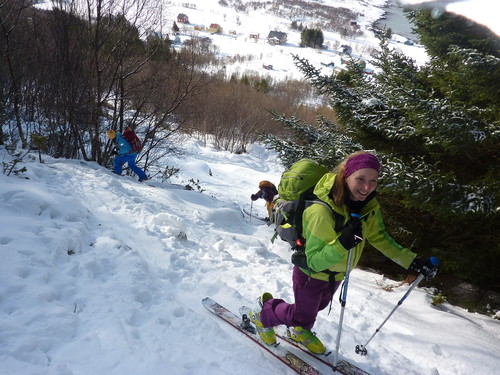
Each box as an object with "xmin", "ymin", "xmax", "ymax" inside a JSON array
[{"xmin": 349, "ymin": 213, "xmax": 363, "ymax": 245}]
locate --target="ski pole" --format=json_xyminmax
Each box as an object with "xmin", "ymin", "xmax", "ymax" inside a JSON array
[
  {"xmin": 249, "ymin": 200, "xmax": 253, "ymax": 222},
  {"xmin": 355, "ymin": 256, "xmax": 438, "ymax": 356},
  {"xmin": 333, "ymin": 213, "xmax": 361, "ymax": 372}
]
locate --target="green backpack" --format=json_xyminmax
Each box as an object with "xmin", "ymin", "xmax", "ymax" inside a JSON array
[
  {"xmin": 270, "ymin": 159, "xmax": 345, "ymax": 272},
  {"xmin": 277, "ymin": 159, "xmax": 329, "ymax": 201},
  {"xmin": 270, "ymin": 159, "xmax": 345, "ymax": 270},
  {"xmin": 270, "ymin": 159, "xmax": 333, "ymax": 249}
]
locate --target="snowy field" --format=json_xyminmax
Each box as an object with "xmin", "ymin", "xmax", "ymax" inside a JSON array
[{"xmin": 1, "ymin": 135, "xmax": 500, "ymax": 375}]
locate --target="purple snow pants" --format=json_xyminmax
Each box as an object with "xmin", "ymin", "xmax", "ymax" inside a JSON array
[{"xmin": 260, "ymin": 266, "xmax": 342, "ymax": 330}]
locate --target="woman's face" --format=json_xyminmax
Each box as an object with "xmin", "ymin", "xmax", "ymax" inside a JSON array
[{"xmin": 345, "ymin": 168, "xmax": 379, "ymax": 201}]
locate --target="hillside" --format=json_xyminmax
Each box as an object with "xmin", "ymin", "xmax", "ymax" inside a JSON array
[{"xmin": 162, "ymin": 0, "xmax": 428, "ymax": 80}]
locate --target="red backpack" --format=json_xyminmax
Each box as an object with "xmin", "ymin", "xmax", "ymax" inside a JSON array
[{"xmin": 122, "ymin": 128, "xmax": 143, "ymax": 152}]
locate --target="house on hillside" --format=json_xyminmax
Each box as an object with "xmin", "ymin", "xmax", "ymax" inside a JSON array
[
  {"xmin": 341, "ymin": 57, "xmax": 366, "ymax": 71},
  {"xmin": 249, "ymin": 33, "xmax": 259, "ymax": 42},
  {"xmin": 177, "ymin": 13, "xmax": 189, "ymax": 24},
  {"xmin": 349, "ymin": 20, "xmax": 359, "ymax": 30},
  {"xmin": 267, "ymin": 31, "xmax": 287, "ymax": 45},
  {"xmin": 340, "ymin": 44, "xmax": 352, "ymax": 55},
  {"xmin": 208, "ymin": 23, "xmax": 222, "ymax": 34}
]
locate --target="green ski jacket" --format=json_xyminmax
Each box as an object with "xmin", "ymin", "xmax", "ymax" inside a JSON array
[{"xmin": 301, "ymin": 173, "xmax": 417, "ymax": 282}]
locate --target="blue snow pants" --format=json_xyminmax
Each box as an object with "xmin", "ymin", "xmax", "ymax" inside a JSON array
[{"xmin": 113, "ymin": 153, "xmax": 147, "ymax": 181}]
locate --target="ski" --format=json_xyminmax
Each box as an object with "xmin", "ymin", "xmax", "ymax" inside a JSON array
[
  {"xmin": 276, "ymin": 329, "xmax": 372, "ymax": 375},
  {"xmin": 202, "ymin": 297, "xmax": 323, "ymax": 375},
  {"xmin": 242, "ymin": 208, "xmax": 269, "ymax": 222}
]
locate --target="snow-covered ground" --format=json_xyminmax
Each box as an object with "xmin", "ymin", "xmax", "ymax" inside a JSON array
[
  {"xmin": 3, "ymin": 1, "xmax": 500, "ymax": 374},
  {"xmin": 36, "ymin": 0, "xmax": 428, "ymax": 81},
  {"xmin": 1, "ymin": 136, "xmax": 500, "ymax": 375}
]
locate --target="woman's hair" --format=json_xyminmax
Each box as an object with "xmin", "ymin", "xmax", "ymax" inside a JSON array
[{"xmin": 331, "ymin": 151, "xmax": 373, "ymax": 207}]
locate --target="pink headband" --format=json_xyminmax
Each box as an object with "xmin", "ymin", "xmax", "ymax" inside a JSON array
[{"xmin": 344, "ymin": 153, "xmax": 380, "ymax": 177}]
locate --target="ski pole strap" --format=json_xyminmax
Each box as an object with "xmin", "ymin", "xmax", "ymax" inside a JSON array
[
  {"xmin": 338, "ymin": 279, "xmax": 346, "ymax": 305},
  {"xmin": 327, "ymin": 271, "xmax": 339, "ymax": 314},
  {"xmin": 328, "ymin": 271, "xmax": 339, "ymax": 294}
]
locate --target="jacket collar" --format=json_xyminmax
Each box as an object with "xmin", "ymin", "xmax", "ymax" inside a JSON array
[
  {"xmin": 344, "ymin": 190, "xmax": 378, "ymax": 214},
  {"xmin": 314, "ymin": 173, "xmax": 379, "ymax": 217}
]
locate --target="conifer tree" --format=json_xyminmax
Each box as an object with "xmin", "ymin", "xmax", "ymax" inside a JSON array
[
  {"xmin": 300, "ymin": 28, "xmax": 324, "ymax": 48},
  {"xmin": 263, "ymin": 19, "xmax": 500, "ymax": 292}
]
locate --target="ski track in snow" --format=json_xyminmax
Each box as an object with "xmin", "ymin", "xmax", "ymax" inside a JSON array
[{"xmin": 1, "ymin": 139, "xmax": 500, "ymax": 375}]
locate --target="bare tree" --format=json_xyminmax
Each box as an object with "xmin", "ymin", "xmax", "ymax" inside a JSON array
[
  {"xmin": 126, "ymin": 40, "xmax": 214, "ymax": 171},
  {"xmin": 68, "ymin": 0, "xmax": 211, "ymax": 168},
  {"xmin": 0, "ymin": 0, "xmax": 33, "ymax": 148}
]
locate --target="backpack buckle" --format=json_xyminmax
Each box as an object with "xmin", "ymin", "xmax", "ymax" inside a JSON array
[{"xmin": 296, "ymin": 238, "xmax": 305, "ymax": 247}]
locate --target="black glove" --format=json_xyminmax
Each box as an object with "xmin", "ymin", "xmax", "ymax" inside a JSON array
[
  {"xmin": 338, "ymin": 216, "xmax": 363, "ymax": 251},
  {"xmin": 410, "ymin": 257, "xmax": 439, "ymax": 280},
  {"xmin": 112, "ymin": 147, "xmax": 118, "ymax": 155},
  {"xmin": 250, "ymin": 194, "xmax": 259, "ymax": 201},
  {"xmin": 291, "ymin": 250, "xmax": 309, "ymax": 269}
]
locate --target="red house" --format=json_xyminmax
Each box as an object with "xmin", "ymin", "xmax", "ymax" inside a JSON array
[
  {"xmin": 208, "ymin": 23, "xmax": 222, "ymax": 33},
  {"xmin": 177, "ymin": 13, "xmax": 189, "ymax": 24}
]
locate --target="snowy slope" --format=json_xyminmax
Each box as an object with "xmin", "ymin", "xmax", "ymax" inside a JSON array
[
  {"xmin": 3, "ymin": 1, "xmax": 500, "ymax": 374},
  {"xmin": 1, "ymin": 136, "xmax": 500, "ymax": 375}
]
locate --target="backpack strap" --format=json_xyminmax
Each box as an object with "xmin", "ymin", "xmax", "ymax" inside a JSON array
[
  {"xmin": 292, "ymin": 188, "xmax": 314, "ymax": 247},
  {"xmin": 291, "ymin": 197, "xmax": 344, "ymax": 255},
  {"xmin": 293, "ymin": 198, "xmax": 343, "ymax": 296},
  {"xmin": 304, "ymin": 199, "xmax": 345, "ymax": 234}
]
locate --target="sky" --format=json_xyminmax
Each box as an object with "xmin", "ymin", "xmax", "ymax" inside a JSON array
[
  {"xmin": 401, "ymin": 0, "xmax": 500, "ymax": 36},
  {"xmin": 3, "ymin": 1, "xmax": 500, "ymax": 374}
]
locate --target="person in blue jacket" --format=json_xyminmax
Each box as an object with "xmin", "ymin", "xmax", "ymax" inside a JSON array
[{"xmin": 107, "ymin": 129, "xmax": 148, "ymax": 182}]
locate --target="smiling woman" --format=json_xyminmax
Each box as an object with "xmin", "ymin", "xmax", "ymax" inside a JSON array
[
  {"xmin": 339, "ymin": 152, "xmax": 380, "ymax": 204},
  {"xmin": 345, "ymin": 167, "xmax": 378, "ymax": 201},
  {"xmin": 250, "ymin": 151, "xmax": 437, "ymax": 357}
]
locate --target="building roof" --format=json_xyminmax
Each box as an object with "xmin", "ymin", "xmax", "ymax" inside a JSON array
[{"xmin": 267, "ymin": 31, "xmax": 287, "ymax": 39}]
